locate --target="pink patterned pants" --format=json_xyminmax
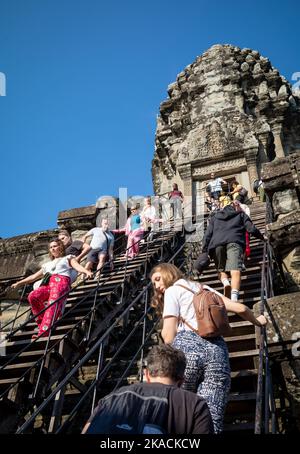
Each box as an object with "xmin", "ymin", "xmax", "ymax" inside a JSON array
[
  {"xmin": 28, "ymin": 274, "xmax": 70, "ymax": 336},
  {"xmin": 126, "ymin": 229, "xmax": 144, "ymax": 258}
]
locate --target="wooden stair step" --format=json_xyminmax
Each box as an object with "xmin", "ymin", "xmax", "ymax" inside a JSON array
[
  {"xmin": 10, "ymin": 324, "xmax": 77, "ymax": 341},
  {"xmin": 230, "ymin": 369, "xmax": 258, "ymax": 378},
  {"xmin": 228, "ymin": 392, "xmax": 257, "ymax": 401},
  {"xmin": 225, "ymin": 333, "xmax": 256, "ymax": 342},
  {"xmin": 229, "ymin": 349, "xmax": 259, "ymax": 358},
  {"xmin": 223, "ymin": 422, "xmax": 255, "ymax": 432}
]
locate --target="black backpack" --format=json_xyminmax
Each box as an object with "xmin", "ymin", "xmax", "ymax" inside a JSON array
[
  {"xmin": 239, "ymin": 187, "xmax": 248, "ymax": 199},
  {"xmin": 86, "ymin": 383, "xmax": 169, "ymax": 434},
  {"xmin": 252, "ymin": 179, "xmax": 260, "ymax": 194}
]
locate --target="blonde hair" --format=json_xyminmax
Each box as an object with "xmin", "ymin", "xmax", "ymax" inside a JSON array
[{"xmin": 150, "ymin": 263, "xmax": 184, "ymax": 316}]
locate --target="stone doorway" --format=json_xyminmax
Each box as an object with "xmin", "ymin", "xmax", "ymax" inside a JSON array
[{"xmin": 192, "ymin": 170, "xmax": 252, "ymax": 217}]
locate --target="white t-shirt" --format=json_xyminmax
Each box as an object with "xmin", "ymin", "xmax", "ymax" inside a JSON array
[
  {"xmin": 86, "ymin": 227, "xmax": 114, "ymax": 250},
  {"xmin": 208, "ymin": 178, "xmax": 224, "ymax": 193},
  {"xmin": 163, "ymin": 279, "xmax": 222, "ymax": 332},
  {"xmin": 141, "ymin": 206, "xmax": 156, "ymax": 221},
  {"xmin": 41, "ymin": 255, "xmax": 77, "ymax": 282}
]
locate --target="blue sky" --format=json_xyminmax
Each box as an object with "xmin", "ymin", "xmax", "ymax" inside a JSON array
[{"xmin": 0, "ymin": 0, "xmax": 299, "ymax": 238}]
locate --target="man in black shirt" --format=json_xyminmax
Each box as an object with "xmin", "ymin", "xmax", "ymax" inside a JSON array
[
  {"xmin": 202, "ymin": 201, "xmax": 265, "ymax": 300},
  {"xmin": 58, "ymin": 230, "xmax": 91, "ymax": 263},
  {"xmin": 82, "ymin": 344, "xmax": 213, "ymax": 434}
]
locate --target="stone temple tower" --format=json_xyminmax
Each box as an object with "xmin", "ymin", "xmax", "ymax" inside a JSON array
[{"xmin": 152, "ymin": 44, "xmax": 300, "ymax": 214}]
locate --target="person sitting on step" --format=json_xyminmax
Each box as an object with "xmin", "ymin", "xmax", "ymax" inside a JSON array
[{"xmin": 82, "ymin": 218, "xmax": 115, "ymax": 274}]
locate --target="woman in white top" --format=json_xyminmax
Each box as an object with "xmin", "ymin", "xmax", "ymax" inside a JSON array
[
  {"xmin": 150, "ymin": 263, "xmax": 267, "ymax": 433},
  {"xmin": 140, "ymin": 196, "xmax": 161, "ymax": 241},
  {"xmin": 12, "ymin": 239, "xmax": 93, "ymax": 338}
]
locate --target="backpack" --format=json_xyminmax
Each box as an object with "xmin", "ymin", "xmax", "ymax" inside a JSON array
[
  {"xmin": 193, "ymin": 252, "xmax": 210, "ymax": 274},
  {"xmin": 238, "ymin": 187, "xmax": 248, "ymax": 199},
  {"xmin": 252, "ymin": 179, "xmax": 260, "ymax": 194},
  {"xmin": 86, "ymin": 384, "xmax": 169, "ymax": 434},
  {"xmin": 175, "ymin": 284, "xmax": 232, "ymax": 338}
]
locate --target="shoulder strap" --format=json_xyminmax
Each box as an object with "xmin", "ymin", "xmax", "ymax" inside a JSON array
[
  {"xmin": 103, "ymin": 231, "xmax": 111, "ymax": 251},
  {"xmin": 174, "ymin": 283, "xmax": 203, "ymax": 335},
  {"xmin": 174, "ymin": 283, "xmax": 202, "ymax": 294}
]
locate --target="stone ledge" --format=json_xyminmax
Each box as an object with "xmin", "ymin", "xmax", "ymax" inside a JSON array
[
  {"xmin": 254, "ymin": 292, "xmax": 300, "ymax": 347},
  {"xmin": 266, "ymin": 209, "xmax": 300, "ymax": 251}
]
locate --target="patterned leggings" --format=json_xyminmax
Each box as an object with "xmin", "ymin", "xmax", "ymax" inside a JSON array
[
  {"xmin": 28, "ymin": 274, "xmax": 70, "ymax": 336},
  {"xmin": 172, "ymin": 330, "xmax": 231, "ymax": 433}
]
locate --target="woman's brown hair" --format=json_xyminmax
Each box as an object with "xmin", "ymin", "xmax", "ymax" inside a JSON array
[
  {"xmin": 48, "ymin": 239, "xmax": 66, "ymax": 260},
  {"xmin": 150, "ymin": 263, "xmax": 184, "ymax": 316}
]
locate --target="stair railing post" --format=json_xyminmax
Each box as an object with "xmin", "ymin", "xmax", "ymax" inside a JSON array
[
  {"xmin": 139, "ymin": 286, "xmax": 148, "ymax": 382},
  {"xmin": 86, "ymin": 269, "xmax": 102, "ymax": 342},
  {"xmin": 91, "ymin": 341, "xmax": 104, "ymax": 414},
  {"xmin": 32, "ymin": 299, "xmax": 60, "ymax": 399}
]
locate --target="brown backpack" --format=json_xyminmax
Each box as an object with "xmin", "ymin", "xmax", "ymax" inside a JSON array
[{"xmin": 175, "ymin": 284, "xmax": 232, "ymax": 338}]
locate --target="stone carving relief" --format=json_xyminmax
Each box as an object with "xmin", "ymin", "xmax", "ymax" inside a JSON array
[
  {"xmin": 192, "ymin": 158, "xmax": 247, "ymax": 177},
  {"xmin": 152, "ymin": 44, "xmax": 300, "ymax": 194}
]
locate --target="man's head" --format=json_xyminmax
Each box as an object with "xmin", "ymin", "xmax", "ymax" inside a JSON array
[
  {"xmin": 210, "ymin": 172, "xmax": 215, "ymax": 180},
  {"xmin": 58, "ymin": 230, "xmax": 72, "ymax": 247},
  {"xmin": 101, "ymin": 218, "xmax": 109, "ymax": 231},
  {"xmin": 144, "ymin": 344, "xmax": 186, "ymax": 386}
]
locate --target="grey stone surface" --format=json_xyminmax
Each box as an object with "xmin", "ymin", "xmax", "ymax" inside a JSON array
[
  {"xmin": 267, "ymin": 209, "xmax": 300, "ymax": 251},
  {"xmin": 262, "ymin": 152, "xmax": 300, "ymax": 288},
  {"xmin": 254, "ymin": 292, "xmax": 300, "ymax": 345},
  {"xmin": 57, "ymin": 205, "xmax": 100, "ymax": 231},
  {"xmin": 273, "ymin": 189, "xmax": 300, "ymax": 217},
  {"xmin": 152, "ymin": 44, "xmax": 300, "ymax": 194}
]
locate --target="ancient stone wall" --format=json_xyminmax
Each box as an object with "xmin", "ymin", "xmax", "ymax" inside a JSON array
[
  {"xmin": 0, "ymin": 202, "xmax": 119, "ymax": 291},
  {"xmin": 262, "ymin": 151, "xmax": 300, "ymax": 290},
  {"xmin": 152, "ymin": 44, "xmax": 300, "ymax": 198}
]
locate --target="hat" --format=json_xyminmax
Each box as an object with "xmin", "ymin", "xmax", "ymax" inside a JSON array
[{"xmin": 193, "ymin": 252, "xmax": 210, "ymax": 274}]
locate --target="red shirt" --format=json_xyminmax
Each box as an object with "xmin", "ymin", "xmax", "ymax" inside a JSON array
[{"xmin": 169, "ymin": 190, "xmax": 183, "ymax": 199}]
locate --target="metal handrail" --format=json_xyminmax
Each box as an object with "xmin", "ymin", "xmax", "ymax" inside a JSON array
[
  {"xmin": 0, "ymin": 225, "xmax": 180, "ymax": 404},
  {"xmin": 0, "ymin": 233, "xmax": 126, "ymax": 335},
  {"xmin": 16, "ymin": 236, "xmax": 186, "ymax": 433},
  {"xmin": 254, "ymin": 211, "xmax": 278, "ymax": 433},
  {"xmin": 2, "ymin": 205, "xmax": 191, "ymax": 431},
  {"xmin": 0, "ymin": 230, "xmax": 169, "ymax": 399},
  {"xmin": 0, "ymin": 229, "xmax": 150, "ymax": 344}
]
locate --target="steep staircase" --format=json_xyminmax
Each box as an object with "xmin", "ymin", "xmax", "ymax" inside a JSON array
[
  {"xmin": 0, "ymin": 228, "xmax": 184, "ymax": 433},
  {"xmin": 197, "ymin": 199, "xmax": 266, "ymax": 432},
  {"xmin": 0, "ymin": 200, "xmax": 268, "ymax": 434}
]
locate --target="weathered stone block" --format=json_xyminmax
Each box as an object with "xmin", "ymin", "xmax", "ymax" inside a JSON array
[
  {"xmin": 266, "ymin": 209, "xmax": 300, "ymax": 250},
  {"xmin": 272, "ymin": 189, "xmax": 300, "ymax": 217},
  {"xmin": 253, "ymin": 292, "xmax": 300, "ymax": 346},
  {"xmin": 57, "ymin": 205, "xmax": 100, "ymax": 231},
  {"xmin": 262, "ymin": 159, "xmax": 294, "ymax": 192}
]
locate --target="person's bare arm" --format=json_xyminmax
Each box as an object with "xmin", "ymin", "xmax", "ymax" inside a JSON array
[
  {"xmin": 223, "ymin": 297, "xmax": 267, "ymax": 327},
  {"xmin": 76, "ymin": 243, "xmax": 91, "ymax": 263},
  {"xmin": 81, "ymin": 422, "xmax": 91, "ymax": 434},
  {"xmin": 81, "ymin": 232, "xmax": 92, "ymax": 243},
  {"xmin": 231, "ymin": 185, "xmax": 242, "ymax": 194},
  {"xmin": 161, "ymin": 316, "xmax": 178, "ymax": 343},
  {"xmin": 69, "ymin": 258, "xmax": 93, "ymax": 278},
  {"xmin": 11, "ymin": 269, "xmax": 43, "ymax": 288}
]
